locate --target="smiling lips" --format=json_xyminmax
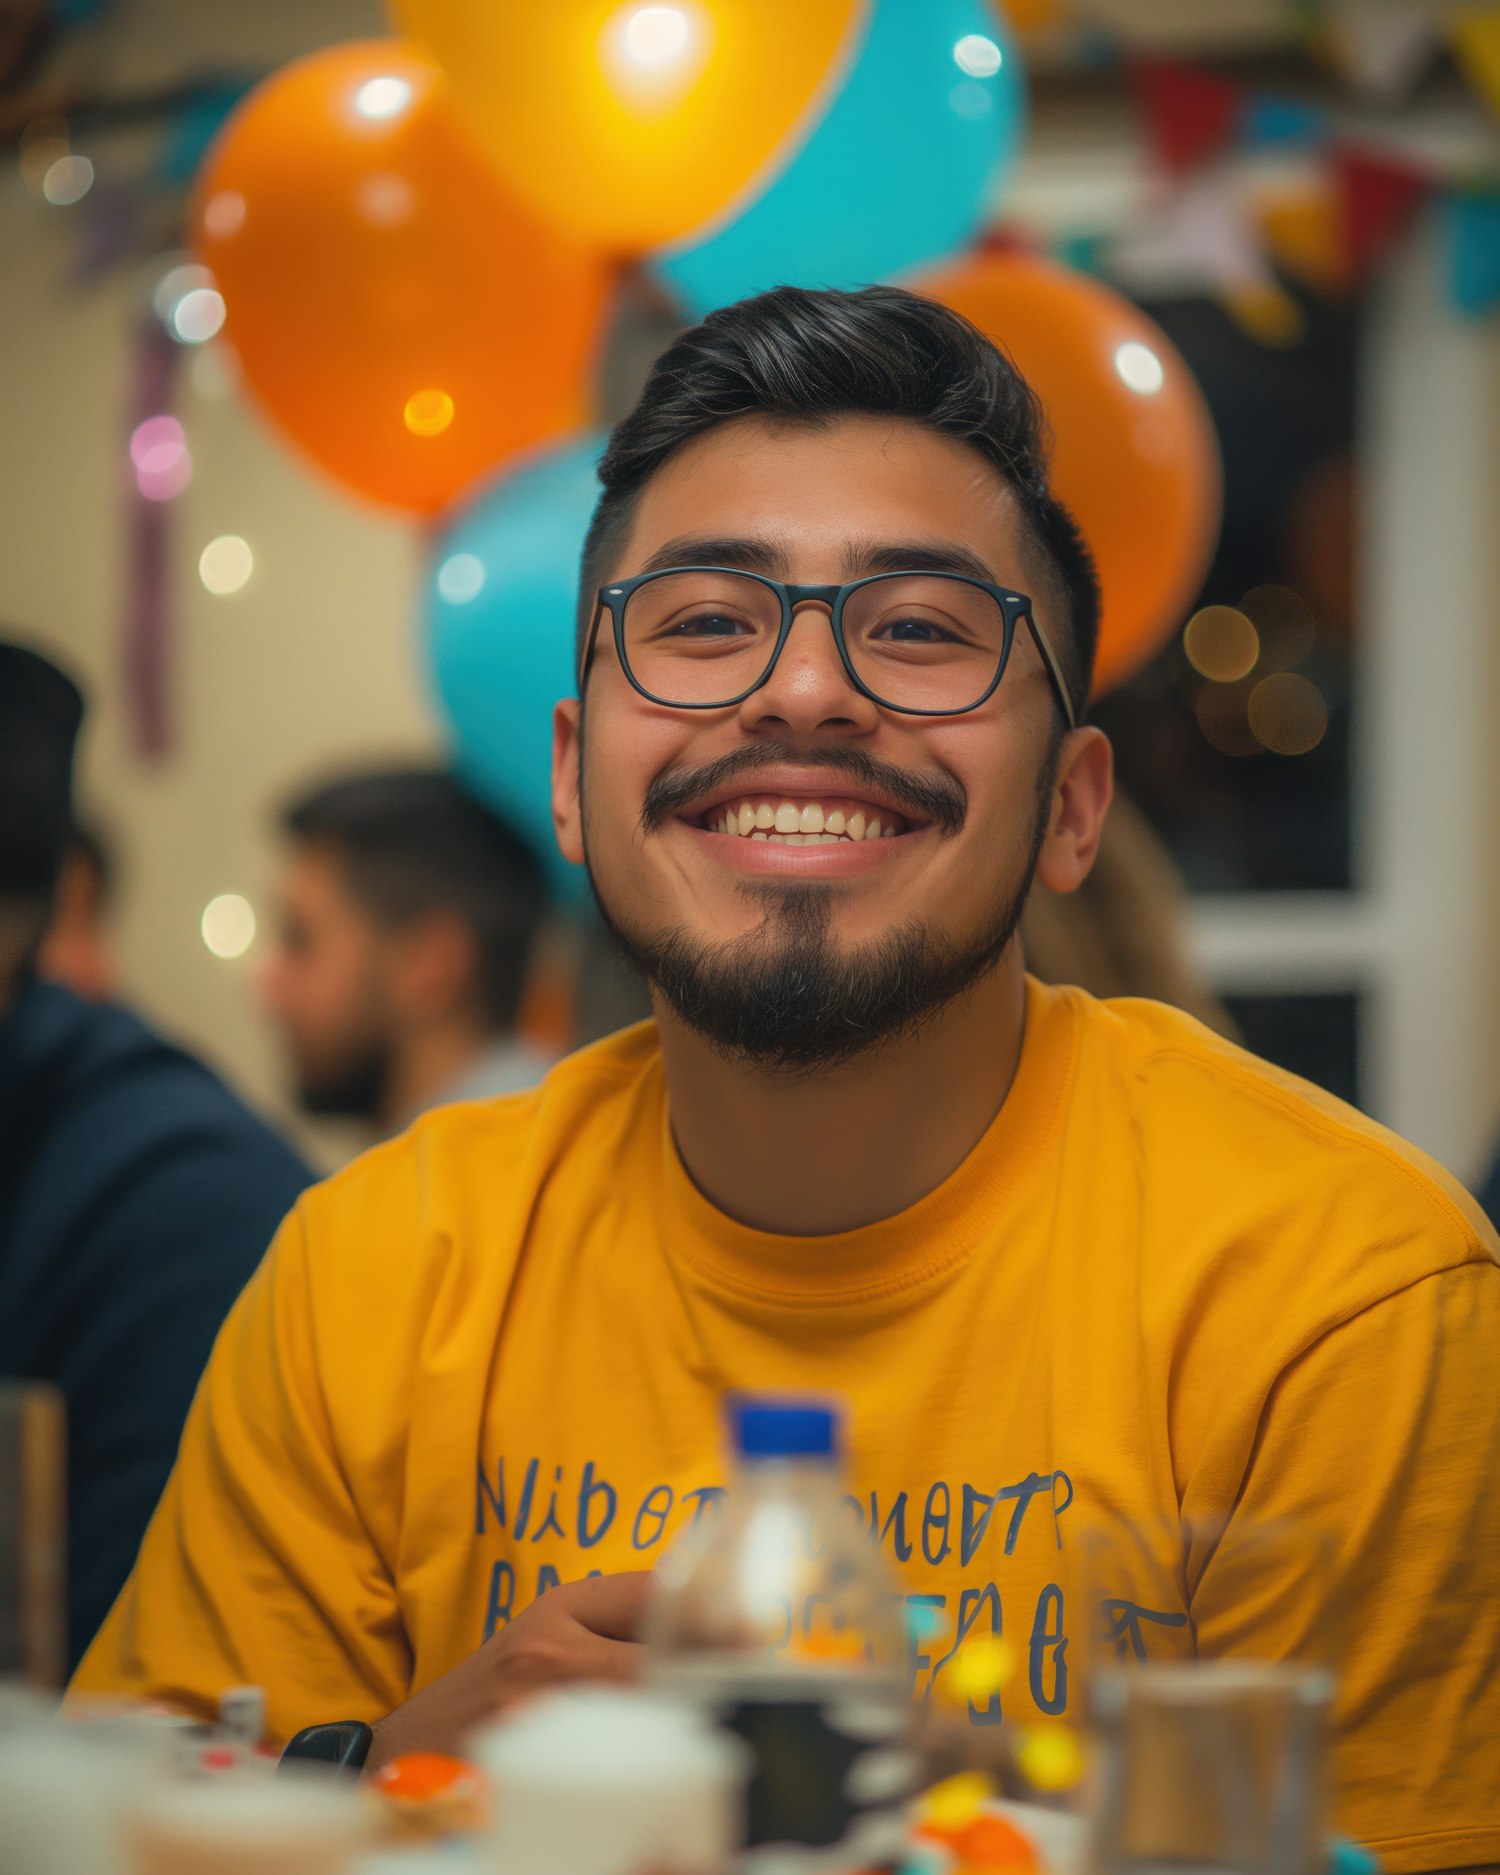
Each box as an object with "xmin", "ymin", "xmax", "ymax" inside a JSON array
[{"xmin": 699, "ymin": 797, "xmax": 907, "ymax": 844}]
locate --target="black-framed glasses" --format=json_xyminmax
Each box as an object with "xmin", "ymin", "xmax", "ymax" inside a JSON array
[{"xmin": 578, "ymin": 567, "xmax": 1078, "ymax": 729}]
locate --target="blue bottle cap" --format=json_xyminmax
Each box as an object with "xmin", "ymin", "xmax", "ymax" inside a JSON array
[{"xmin": 730, "ymin": 1396, "xmax": 838, "ymax": 1459}]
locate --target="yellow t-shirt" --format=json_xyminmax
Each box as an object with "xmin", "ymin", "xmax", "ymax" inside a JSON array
[{"xmin": 76, "ymin": 982, "xmax": 1500, "ymax": 1872}]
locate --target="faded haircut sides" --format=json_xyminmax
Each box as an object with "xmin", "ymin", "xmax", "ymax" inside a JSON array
[{"xmin": 575, "ymin": 284, "xmax": 1101, "ymax": 720}]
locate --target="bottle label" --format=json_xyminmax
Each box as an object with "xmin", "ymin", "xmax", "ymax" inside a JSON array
[{"xmin": 714, "ymin": 1683, "xmax": 915, "ymax": 1874}]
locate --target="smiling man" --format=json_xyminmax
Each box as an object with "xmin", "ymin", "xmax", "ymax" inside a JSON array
[{"xmin": 76, "ymin": 289, "xmax": 1499, "ymax": 1868}]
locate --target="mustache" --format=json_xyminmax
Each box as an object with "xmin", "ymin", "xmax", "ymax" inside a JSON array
[{"xmin": 640, "ymin": 741, "xmax": 966, "ymax": 838}]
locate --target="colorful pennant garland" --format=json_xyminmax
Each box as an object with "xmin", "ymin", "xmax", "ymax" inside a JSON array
[{"xmin": 1111, "ymin": 9, "xmax": 1500, "ymax": 320}]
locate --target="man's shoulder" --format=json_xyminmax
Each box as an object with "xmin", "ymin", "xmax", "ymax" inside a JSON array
[
  {"xmin": 8, "ymin": 980, "xmax": 310, "ymax": 1201},
  {"xmin": 1048, "ymin": 981, "xmax": 1496, "ymax": 1295}
]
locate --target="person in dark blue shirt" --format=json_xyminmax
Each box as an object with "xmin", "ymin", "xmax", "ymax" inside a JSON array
[{"xmin": 0, "ymin": 639, "xmax": 311, "ymax": 1670}]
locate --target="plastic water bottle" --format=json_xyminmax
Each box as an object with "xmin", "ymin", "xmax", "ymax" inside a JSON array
[{"xmin": 645, "ymin": 1397, "xmax": 914, "ymax": 1873}]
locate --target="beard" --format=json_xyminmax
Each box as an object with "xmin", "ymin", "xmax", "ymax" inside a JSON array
[
  {"xmin": 293, "ymin": 1030, "xmax": 394, "ymax": 1122},
  {"xmin": 585, "ymin": 737, "xmax": 1058, "ymax": 1077}
]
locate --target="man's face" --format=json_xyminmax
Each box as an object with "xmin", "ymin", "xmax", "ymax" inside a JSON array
[
  {"xmin": 553, "ymin": 414, "xmax": 1080, "ymax": 1071},
  {"xmin": 258, "ymin": 843, "xmax": 395, "ymax": 1118}
]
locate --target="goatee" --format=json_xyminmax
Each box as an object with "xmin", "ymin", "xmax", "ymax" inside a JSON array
[{"xmin": 588, "ymin": 741, "xmax": 1057, "ymax": 1077}]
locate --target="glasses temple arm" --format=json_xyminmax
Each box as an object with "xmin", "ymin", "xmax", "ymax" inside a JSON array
[{"xmin": 1024, "ymin": 613, "xmax": 1079, "ymax": 731}]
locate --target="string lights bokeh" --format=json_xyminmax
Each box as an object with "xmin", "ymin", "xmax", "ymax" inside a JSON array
[
  {"xmin": 200, "ymin": 894, "xmax": 256, "ymax": 960},
  {"xmin": 130, "ymin": 416, "xmax": 192, "ymax": 503},
  {"xmin": 199, "ymin": 535, "xmax": 255, "ymax": 596},
  {"xmin": 1180, "ymin": 583, "xmax": 1329, "ymax": 758}
]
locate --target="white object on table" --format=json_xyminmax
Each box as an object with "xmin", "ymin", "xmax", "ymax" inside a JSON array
[{"xmin": 471, "ymin": 1685, "xmax": 748, "ymax": 1875}]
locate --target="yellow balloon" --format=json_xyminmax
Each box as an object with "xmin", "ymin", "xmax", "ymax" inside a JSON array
[{"xmin": 391, "ymin": 0, "xmax": 862, "ymax": 254}]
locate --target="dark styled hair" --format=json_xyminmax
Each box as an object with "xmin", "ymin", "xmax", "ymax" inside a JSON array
[
  {"xmin": 282, "ymin": 768, "xmax": 547, "ymax": 1031},
  {"xmin": 578, "ymin": 284, "xmax": 1100, "ymax": 717}
]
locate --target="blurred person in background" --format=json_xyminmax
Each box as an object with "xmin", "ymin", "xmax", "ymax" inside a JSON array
[
  {"xmin": 36, "ymin": 819, "xmax": 118, "ymax": 1002},
  {"xmin": 0, "ymin": 639, "xmax": 312, "ymax": 1670},
  {"xmin": 1022, "ymin": 788, "xmax": 1235, "ymax": 1036},
  {"xmin": 261, "ymin": 768, "xmax": 553, "ymax": 1134}
]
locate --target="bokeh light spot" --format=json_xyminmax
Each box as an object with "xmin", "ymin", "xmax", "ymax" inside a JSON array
[
  {"xmin": 201, "ymin": 894, "xmax": 256, "ymax": 960},
  {"xmin": 623, "ymin": 5, "xmax": 692, "ymax": 66},
  {"xmin": 42, "ymin": 154, "xmax": 94, "ymax": 206},
  {"xmin": 353, "ymin": 75, "xmax": 413, "ymax": 121},
  {"xmin": 948, "ymin": 81, "xmax": 994, "ymax": 119},
  {"xmin": 404, "ymin": 388, "xmax": 455, "ymax": 437},
  {"xmin": 130, "ymin": 416, "xmax": 192, "ymax": 502},
  {"xmin": 1015, "ymin": 1722, "xmax": 1084, "ymax": 1794},
  {"xmin": 1184, "ymin": 605, "xmax": 1259, "ymax": 683},
  {"xmin": 437, "ymin": 552, "xmax": 487, "ymax": 605},
  {"xmin": 1114, "ymin": 340, "xmax": 1165, "ymax": 395},
  {"xmin": 202, "ymin": 191, "xmax": 246, "ymax": 239},
  {"xmin": 1195, "ymin": 684, "xmax": 1260, "ymax": 758},
  {"xmin": 199, "ymin": 535, "xmax": 254, "ymax": 597},
  {"xmin": 356, "ymin": 173, "xmax": 416, "ymax": 225},
  {"xmin": 171, "ymin": 287, "xmax": 227, "ymax": 344},
  {"xmin": 1239, "ymin": 583, "xmax": 1317, "ymax": 670},
  {"xmin": 1248, "ymin": 671, "xmax": 1328, "ymax": 755},
  {"xmin": 953, "ymin": 33, "xmax": 1003, "ymax": 77}
]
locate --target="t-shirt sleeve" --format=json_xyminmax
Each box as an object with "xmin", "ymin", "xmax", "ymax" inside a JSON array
[
  {"xmin": 1191, "ymin": 1262, "xmax": 1500, "ymax": 1873},
  {"xmin": 69, "ymin": 1201, "xmax": 411, "ymax": 1744}
]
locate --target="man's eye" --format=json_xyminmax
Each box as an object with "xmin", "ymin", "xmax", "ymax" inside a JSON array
[
  {"xmin": 670, "ymin": 612, "xmax": 750, "ymax": 638},
  {"xmin": 878, "ymin": 615, "xmax": 954, "ymax": 643}
]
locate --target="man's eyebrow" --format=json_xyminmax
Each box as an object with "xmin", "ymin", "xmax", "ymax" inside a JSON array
[
  {"xmin": 626, "ymin": 536, "xmax": 1008, "ymax": 586},
  {"xmin": 631, "ymin": 537, "xmax": 793, "ymax": 580},
  {"xmin": 843, "ymin": 539, "xmax": 1001, "ymax": 584}
]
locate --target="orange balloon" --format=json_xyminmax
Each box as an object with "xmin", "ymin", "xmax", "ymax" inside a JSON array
[
  {"xmin": 916, "ymin": 253, "xmax": 1222, "ymax": 696},
  {"xmin": 192, "ymin": 42, "xmax": 611, "ymax": 517},
  {"xmin": 391, "ymin": 0, "xmax": 860, "ymax": 255}
]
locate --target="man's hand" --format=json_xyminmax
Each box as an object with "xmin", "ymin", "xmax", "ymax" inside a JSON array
[{"xmin": 365, "ymin": 1571, "xmax": 654, "ymax": 1774}]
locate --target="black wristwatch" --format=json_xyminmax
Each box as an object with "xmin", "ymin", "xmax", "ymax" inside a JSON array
[{"xmin": 278, "ymin": 1719, "xmax": 374, "ymax": 1775}]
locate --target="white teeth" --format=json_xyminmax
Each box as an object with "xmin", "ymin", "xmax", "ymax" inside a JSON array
[{"xmin": 708, "ymin": 797, "xmax": 906, "ymax": 841}]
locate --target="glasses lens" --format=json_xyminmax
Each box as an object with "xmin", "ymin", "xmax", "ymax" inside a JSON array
[
  {"xmin": 622, "ymin": 571, "xmax": 781, "ymax": 705},
  {"xmin": 842, "ymin": 576, "xmax": 1009, "ymax": 712}
]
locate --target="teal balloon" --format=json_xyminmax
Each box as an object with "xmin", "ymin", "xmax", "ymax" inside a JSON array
[
  {"xmin": 652, "ymin": 0, "xmax": 1024, "ymax": 320},
  {"xmin": 424, "ymin": 434, "xmax": 605, "ymax": 896}
]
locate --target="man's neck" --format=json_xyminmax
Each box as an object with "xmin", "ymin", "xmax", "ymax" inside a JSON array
[
  {"xmin": 380, "ymin": 1021, "xmax": 495, "ymax": 1133},
  {"xmin": 655, "ymin": 950, "xmax": 1029, "ymax": 1236}
]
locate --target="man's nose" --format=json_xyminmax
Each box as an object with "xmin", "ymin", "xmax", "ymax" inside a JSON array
[{"xmin": 737, "ymin": 602, "xmax": 880, "ymax": 737}]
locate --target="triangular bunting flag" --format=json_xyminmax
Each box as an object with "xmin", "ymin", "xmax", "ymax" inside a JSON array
[
  {"xmin": 1257, "ymin": 183, "xmax": 1344, "ymax": 295},
  {"xmin": 1111, "ymin": 173, "xmax": 1268, "ymax": 295},
  {"xmin": 1334, "ymin": 143, "xmax": 1433, "ymax": 288},
  {"xmin": 1444, "ymin": 188, "xmax": 1500, "ymax": 315},
  {"xmin": 1323, "ymin": 0, "xmax": 1439, "ymax": 99},
  {"xmin": 1128, "ymin": 57, "xmax": 1243, "ymax": 178},
  {"xmin": 1242, "ymin": 93, "xmax": 1330, "ymax": 149},
  {"xmin": 1450, "ymin": 6, "xmax": 1500, "ymax": 120}
]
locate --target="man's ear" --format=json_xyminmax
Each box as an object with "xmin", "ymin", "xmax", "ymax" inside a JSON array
[
  {"xmin": 389, "ymin": 911, "xmax": 478, "ymax": 1023},
  {"xmin": 552, "ymin": 697, "xmax": 584, "ymax": 867},
  {"xmin": 1035, "ymin": 726, "xmax": 1113, "ymax": 895}
]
